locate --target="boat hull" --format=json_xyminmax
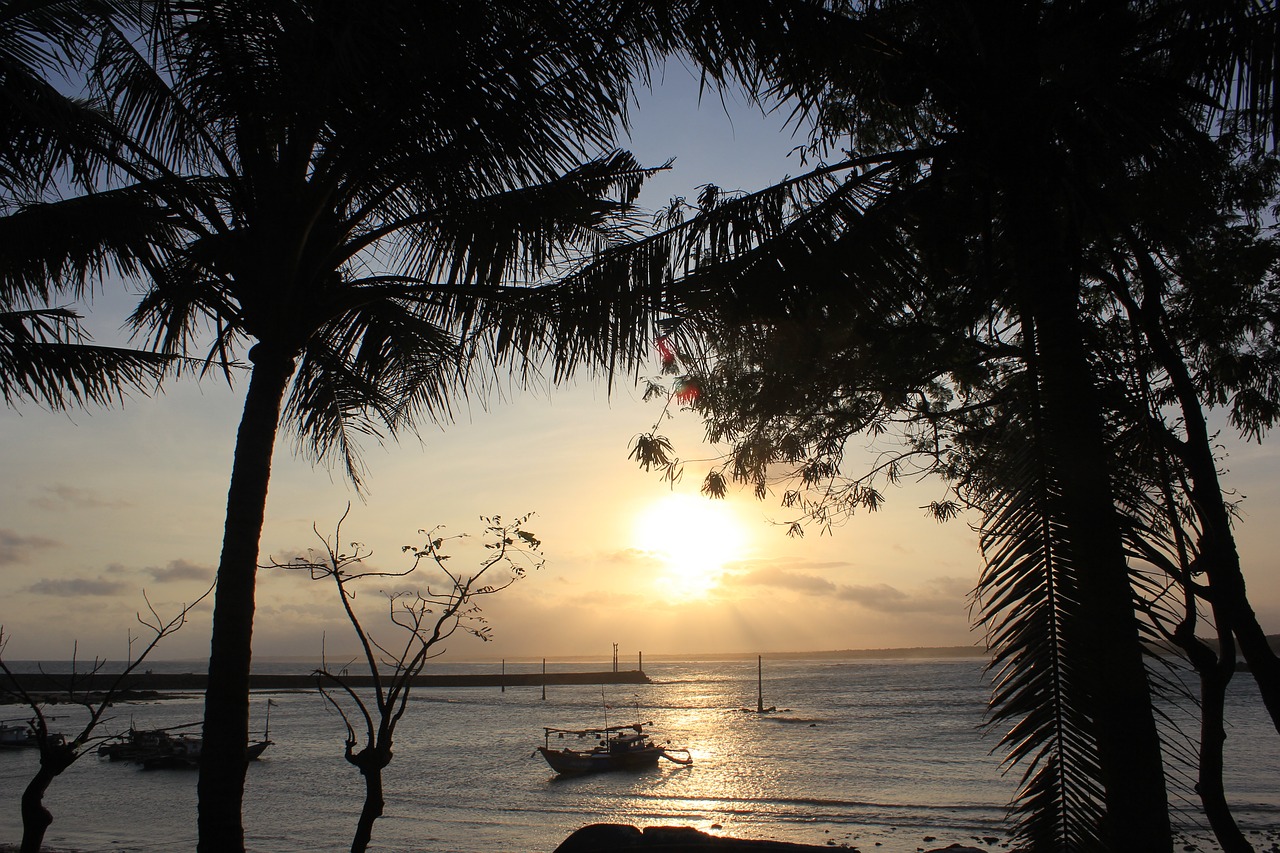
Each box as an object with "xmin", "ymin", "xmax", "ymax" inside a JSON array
[{"xmin": 538, "ymin": 745, "xmax": 663, "ymax": 775}]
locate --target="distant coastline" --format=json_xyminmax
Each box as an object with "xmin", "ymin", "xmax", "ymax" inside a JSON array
[
  {"xmin": 8, "ymin": 636, "xmax": 1276, "ymax": 672},
  {"xmin": 249, "ymin": 645, "xmax": 991, "ymax": 665}
]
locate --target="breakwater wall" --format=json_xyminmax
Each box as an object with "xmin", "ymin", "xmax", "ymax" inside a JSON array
[{"xmin": 3, "ymin": 669, "xmax": 650, "ymax": 695}]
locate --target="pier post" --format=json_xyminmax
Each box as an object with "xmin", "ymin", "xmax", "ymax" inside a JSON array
[
  {"xmin": 541, "ymin": 658, "xmax": 546, "ymax": 701},
  {"xmin": 501, "ymin": 659, "xmax": 505, "ymax": 693}
]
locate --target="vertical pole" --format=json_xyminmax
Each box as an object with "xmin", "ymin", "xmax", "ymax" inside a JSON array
[
  {"xmin": 541, "ymin": 658, "xmax": 546, "ymax": 701},
  {"xmin": 501, "ymin": 659, "xmax": 505, "ymax": 693},
  {"xmin": 758, "ymin": 655, "xmax": 764, "ymax": 714},
  {"xmin": 639, "ymin": 651, "xmax": 642, "ymax": 673}
]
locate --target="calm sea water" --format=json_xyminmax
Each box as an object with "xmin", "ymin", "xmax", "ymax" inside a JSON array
[{"xmin": 1, "ymin": 657, "xmax": 1277, "ymax": 852}]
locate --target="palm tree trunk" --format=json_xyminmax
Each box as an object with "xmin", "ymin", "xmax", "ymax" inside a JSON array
[
  {"xmin": 197, "ymin": 343, "xmax": 295, "ymax": 853},
  {"xmin": 1008, "ymin": 180, "xmax": 1171, "ymax": 849}
]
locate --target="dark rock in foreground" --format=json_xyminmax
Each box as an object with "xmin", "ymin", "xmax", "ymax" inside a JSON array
[
  {"xmin": 553, "ymin": 825, "xmax": 989, "ymax": 853},
  {"xmin": 554, "ymin": 825, "xmax": 830, "ymax": 852}
]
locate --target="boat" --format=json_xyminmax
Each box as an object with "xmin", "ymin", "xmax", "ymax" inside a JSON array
[
  {"xmin": 0, "ymin": 721, "xmax": 35, "ymax": 749},
  {"xmin": 538, "ymin": 721, "xmax": 692, "ymax": 775},
  {"xmin": 141, "ymin": 732, "xmax": 203, "ymax": 769},
  {"xmin": 98, "ymin": 722, "xmax": 198, "ymax": 761},
  {"xmin": 135, "ymin": 731, "xmax": 272, "ymax": 769},
  {"xmin": 100, "ymin": 703, "xmax": 273, "ymax": 768},
  {"xmin": 1, "ymin": 719, "xmax": 65, "ymax": 749}
]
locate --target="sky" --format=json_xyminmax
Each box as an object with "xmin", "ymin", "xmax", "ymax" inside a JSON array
[{"xmin": 2, "ymin": 66, "xmax": 1279, "ymax": 666}]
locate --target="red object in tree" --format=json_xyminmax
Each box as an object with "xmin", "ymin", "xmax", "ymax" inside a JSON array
[{"xmin": 655, "ymin": 335, "xmax": 676, "ymax": 367}]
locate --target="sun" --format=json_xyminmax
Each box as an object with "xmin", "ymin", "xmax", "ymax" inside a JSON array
[{"xmin": 631, "ymin": 493, "xmax": 749, "ymax": 598}]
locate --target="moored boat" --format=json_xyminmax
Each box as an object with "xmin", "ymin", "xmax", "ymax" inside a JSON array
[
  {"xmin": 98, "ymin": 723, "xmax": 196, "ymax": 761},
  {"xmin": 0, "ymin": 721, "xmax": 35, "ymax": 749},
  {"xmin": 538, "ymin": 721, "xmax": 691, "ymax": 775},
  {"xmin": 100, "ymin": 722, "xmax": 271, "ymax": 767},
  {"xmin": 1, "ymin": 719, "xmax": 64, "ymax": 749}
]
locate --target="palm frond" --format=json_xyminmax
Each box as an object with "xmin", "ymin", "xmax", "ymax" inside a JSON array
[
  {"xmin": 973, "ymin": 373, "xmax": 1109, "ymax": 851},
  {"xmin": 0, "ymin": 187, "xmax": 177, "ymax": 304},
  {"xmin": 285, "ymin": 297, "xmax": 467, "ymax": 490},
  {"xmin": 0, "ymin": 305, "xmax": 169, "ymax": 408}
]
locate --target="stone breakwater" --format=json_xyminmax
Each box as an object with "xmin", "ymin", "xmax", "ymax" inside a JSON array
[{"xmin": 1, "ymin": 668, "xmax": 650, "ymax": 697}]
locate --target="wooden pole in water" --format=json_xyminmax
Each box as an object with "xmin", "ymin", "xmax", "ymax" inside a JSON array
[
  {"xmin": 541, "ymin": 658, "xmax": 546, "ymax": 701},
  {"xmin": 501, "ymin": 659, "xmax": 505, "ymax": 693},
  {"xmin": 757, "ymin": 655, "xmax": 764, "ymax": 713},
  {"xmin": 639, "ymin": 651, "xmax": 642, "ymax": 673}
]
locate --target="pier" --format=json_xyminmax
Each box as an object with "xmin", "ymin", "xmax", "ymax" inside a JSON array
[{"xmin": 2, "ymin": 669, "xmax": 650, "ymax": 697}]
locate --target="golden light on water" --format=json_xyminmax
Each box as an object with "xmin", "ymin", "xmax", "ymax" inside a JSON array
[{"xmin": 631, "ymin": 493, "xmax": 749, "ymax": 599}]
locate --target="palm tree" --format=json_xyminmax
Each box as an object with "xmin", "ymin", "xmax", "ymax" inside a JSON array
[{"xmin": 1, "ymin": 2, "xmax": 681, "ymax": 848}]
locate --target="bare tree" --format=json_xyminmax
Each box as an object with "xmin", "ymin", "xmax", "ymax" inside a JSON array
[
  {"xmin": 0, "ymin": 585, "xmax": 213, "ymax": 853},
  {"xmin": 269, "ymin": 507, "xmax": 542, "ymax": 853}
]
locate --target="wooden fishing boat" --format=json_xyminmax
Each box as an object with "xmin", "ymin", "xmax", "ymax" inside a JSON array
[
  {"xmin": 538, "ymin": 721, "xmax": 691, "ymax": 775},
  {"xmin": 0, "ymin": 719, "xmax": 64, "ymax": 749},
  {"xmin": 98, "ymin": 723, "xmax": 197, "ymax": 761},
  {"xmin": 0, "ymin": 721, "xmax": 35, "ymax": 749},
  {"xmin": 135, "ymin": 731, "xmax": 272, "ymax": 769},
  {"xmin": 102, "ymin": 700, "xmax": 274, "ymax": 767}
]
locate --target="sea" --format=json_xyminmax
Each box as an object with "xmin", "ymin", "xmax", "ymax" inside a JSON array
[{"xmin": 1, "ymin": 656, "xmax": 1277, "ymax": 853}]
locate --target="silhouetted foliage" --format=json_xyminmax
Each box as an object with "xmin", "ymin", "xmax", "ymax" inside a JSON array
[
  {"xmin": 268, "ymin": 507, "xmax": 542, "ymax": 853},
  {"xmin": 631, "ymin": 0, "xmax": 1280, "ymax": 848},
  {"xmin": 0, "ymin": 584, "xmax": 211, "ymax": 853},
  {"xmin": 0, "ymin": 3, "xmax": 688, "ymax": 848}
]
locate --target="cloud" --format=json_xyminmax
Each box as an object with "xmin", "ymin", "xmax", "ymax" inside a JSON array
[
  {"xmin": 146, "ymin": 559, "xmax": 213, "ymax": 582},
  {"xmin": 604, "ymin": 547, "xmax": 667, "ymax": 568},
  {"xmin": 731, "ymin": 566, "xmax": 839, "ymax": 595},
  {"xmin": 723, "ymin": 566, "xmax": 969, "ymax": 615},
  {"xmin": 0, "ymin": 529, "xmax": 60, "ymax": 565},
  {"xmin": 30, "ymin": 484, "xmax": 131, "ymax": 511},
  {"xmin": 27, "ymin": 576, "xmax": 130, "ymax": 596}
]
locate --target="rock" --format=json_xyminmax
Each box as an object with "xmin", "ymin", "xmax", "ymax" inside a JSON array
[{"xmin": 553, "ymin": 824, "xmax": 836, "ymax": 852}]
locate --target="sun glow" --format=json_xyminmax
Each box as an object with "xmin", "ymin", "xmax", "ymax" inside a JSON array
[{"xmin": 631, "ymin": 493, "xmax": 750, "ymax": 598}]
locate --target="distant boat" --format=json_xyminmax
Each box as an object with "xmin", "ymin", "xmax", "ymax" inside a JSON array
[
  {"xmin": 537, "ymin": 721, "xmax": 692, "ymax": 775},
  {"xmin": 740, "ymin": 655, "xmax": 778, "ymax": 713},
  {"xmin": 98, "ymin": 722, "xmax": 199, "ymax": 761},
  {"xmin": 0, "ymin": 719, "xmax": 64, "ymax": 749},
  {"xmin": 136, "ymin": 730, "xmax": 272, "ymax": 769},
  {"xmin": 1, "ymin": 720, "xmax": 36, "ymax": 749},
  {"xmin": 102, "ymin": 700, "xmax": 274, "ymax": 768}
]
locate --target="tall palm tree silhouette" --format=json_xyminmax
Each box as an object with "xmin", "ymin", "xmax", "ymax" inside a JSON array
[{"xmin": 2, "ymin": 2, "xmax": 680, "ymax": 848}]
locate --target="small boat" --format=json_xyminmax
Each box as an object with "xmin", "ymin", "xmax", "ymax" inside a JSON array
[
  {"xmin": 1, "ymin": 720, "xmax": 64, "ymax": 750},
  {"xmin": 0, "ymin": 721, "xmax": 35, "ymax": 749},
  {"xmin": 141, "ymin": 732, "xmax": 202, "ymax": 769},
  {"xmin": 98, "ymin": 723, "xmax": 197, "ymax": 761},
  {"xmin": 137, "ymin": 732, "xmax": 272, "ymax": 769},
  {"xmin": 107, "ymin": 699, "xmax": 274, "ymax": 768},
  {"xmin": 538, "ymin": 721, "xmax": 692, "ymax": 775}
]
